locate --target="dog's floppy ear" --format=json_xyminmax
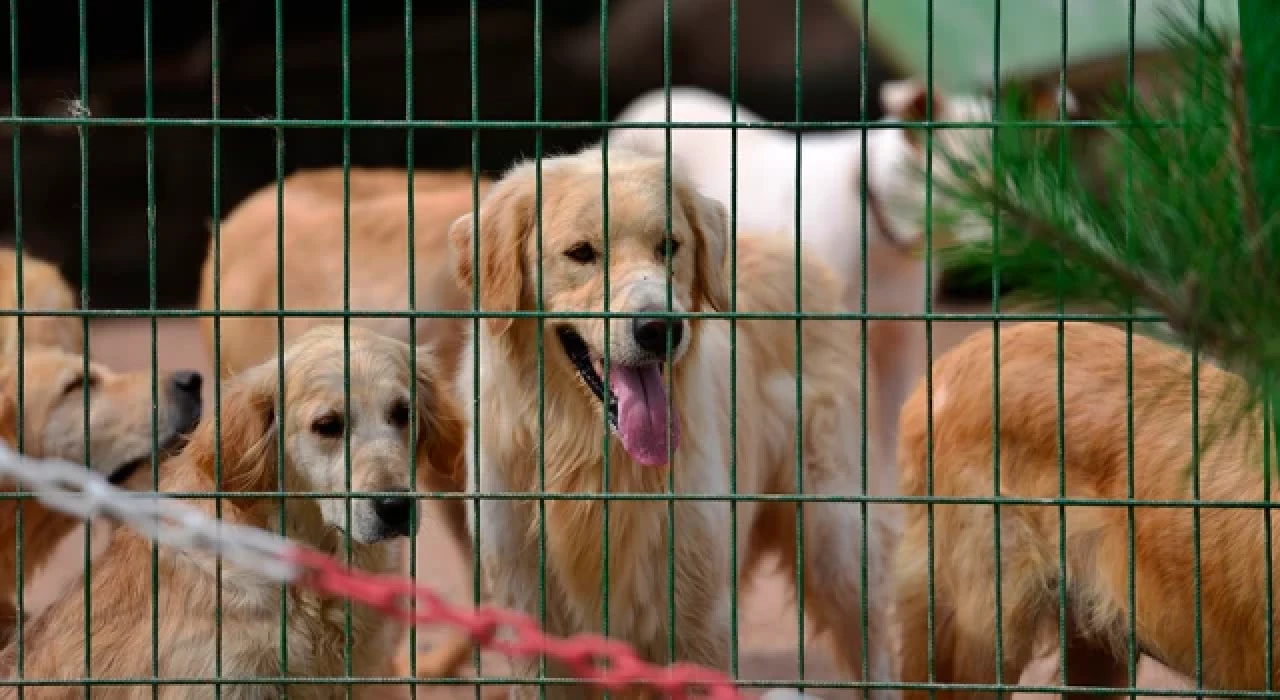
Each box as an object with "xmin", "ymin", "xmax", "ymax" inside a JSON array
[
  {"xmin": 0, "ymin": 365, "xmax": 21, "ymax": 447},
  {"xmin": 0, "ymin": 377, "xmax": 17, "ymax": 448},
  {"xmin": 448, "ymin": 165, "xmax": 535, "ymax": 337},
  {"xmin": 676, "ymin": 179, "xmax": 729, "ymax": 313},
  {"xmin": 412, "ymin": 343, "xmax": 466, "ymax": 486},
  {"xmin": 882, "ymin": 80, "xmax": 950, "ymax": 150},
  {"xmin": 882, "ymin": 79, "xmax": 949, "ymax": 124},
  {"xmin": 194, "ymin": 366, "xmax": 279, "ymax": 494}
]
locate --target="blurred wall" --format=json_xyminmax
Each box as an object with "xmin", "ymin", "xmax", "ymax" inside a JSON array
[{"xmin": 0, "ymin": 0, "xmax": 900, "ymax": 309}]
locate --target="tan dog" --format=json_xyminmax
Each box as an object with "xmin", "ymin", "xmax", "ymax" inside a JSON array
[
  {"xmin": 0, "ymin": 249, "xmax": 82, "ymax": 357},
  {"xmin": 0, "ymin": 349, "xmax": 204, "ymax": 650},
  {"xmin": 895, "ymin": 321, "xmax": 1280, "ymax": 697},
  {"xmin": 198, "ymin": 166, "xmax": 490, "ymax": 381},
  {"xmin": 0, "ymin": 325, "xmax": 465, "ymax": 698},
  {"xmin": 198, "ymin": 165, "xmax": 491, "ymax": 678},
  {"xmin": 451, "ymin": 145, "xmax": 898, "ymax": 699}
]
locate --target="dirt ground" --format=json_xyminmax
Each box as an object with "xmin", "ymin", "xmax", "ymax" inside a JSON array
[{"xmin": 23, "ymin": 314, "xmax": 1193, "ymax": 699}]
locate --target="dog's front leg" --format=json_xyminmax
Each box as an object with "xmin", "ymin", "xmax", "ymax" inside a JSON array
[
  {"xmin": 672, "ymin": 588, "xmax": 733, "ymax": 674},
  {"xmin": 670, "ymin": 500, "xmax": 734, "ymax": 676},
  {"xmin": 475, "ymin": 498, "xmax": 583, "ymax": 700}
]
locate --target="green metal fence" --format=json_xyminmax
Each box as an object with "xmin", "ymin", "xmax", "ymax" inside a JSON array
[{"xmin": 0, "ymin": 0, "xmax": 1275, "ymax": 697}]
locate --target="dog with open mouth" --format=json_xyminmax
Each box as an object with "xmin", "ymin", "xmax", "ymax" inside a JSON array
[{"xmin": 450, "ymin": 144, "xmax": 899, "ymax": 699}]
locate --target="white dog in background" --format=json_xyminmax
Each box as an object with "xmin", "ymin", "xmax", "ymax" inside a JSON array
[{"xmin": 611, "ymin": 79, "xmax": 1077, "ymax": 471}]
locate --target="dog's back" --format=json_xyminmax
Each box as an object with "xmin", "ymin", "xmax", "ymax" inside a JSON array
[
  {"xmin": 896, "ymin": 321, "xmax": 1280, "ymax": 694},
  {"xmin": 199, "ymin": 167, "xmax": 486, "ymax": 377},
  {"xmin": 613, "ymin": 87, "xmax": 793, "ymax": 232},
  {"xmin": 0, "ymin": 250, "xmax": 82, "ymax": 358}
]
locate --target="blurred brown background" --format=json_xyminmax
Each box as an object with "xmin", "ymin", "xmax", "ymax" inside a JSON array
[{"xmin": 0, "ymin": 0, "xmax": 901, "ymax": 311}]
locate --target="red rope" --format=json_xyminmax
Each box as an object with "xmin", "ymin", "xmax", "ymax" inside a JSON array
[{"xmin": 287, "ymin": 546, "xmax": 743, "ymax": 700}]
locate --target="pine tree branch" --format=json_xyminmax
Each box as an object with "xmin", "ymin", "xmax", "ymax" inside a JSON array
[
  {"xmin": 966, "ymin": 178, "xmax": 1256, "ymax": 375},
  {"xmin": 1227, "ymin": 38, "xmax": 1265, "ymax": 270},
  {"xmin": 978, "ymin": 188, "xmax": 1183, "ymax": 319}
]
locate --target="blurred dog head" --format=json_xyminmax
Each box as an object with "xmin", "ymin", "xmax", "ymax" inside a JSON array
[
  {"xmin": 0, "ymin": 350, "xmax": 203, "ymax": 486},
  {"xmin": 876, "ymin": 79, "xmax": 1081, "ymax": 251}
]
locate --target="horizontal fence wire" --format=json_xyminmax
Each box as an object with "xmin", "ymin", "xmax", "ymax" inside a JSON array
[
  {"xmin": 0, "ymin": 116, "xmax": 1132, "ymax": 129},
  {"xmin": 0, "ymin": 490, "xmax": 1276, "ymax": 509},
  {"xmin": 0, "ymin": 309, "xmax": 1174, "ymax": 322}
]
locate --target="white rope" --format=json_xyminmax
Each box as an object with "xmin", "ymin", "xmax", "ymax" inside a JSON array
[{"xmin": 0, "ymin": 444, "xmax": 299, "ymax": 582}]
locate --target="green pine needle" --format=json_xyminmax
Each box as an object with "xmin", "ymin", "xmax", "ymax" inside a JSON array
[{"xmin": 931, "ymin": 5, "xmax": 1280, "ymax": 467}]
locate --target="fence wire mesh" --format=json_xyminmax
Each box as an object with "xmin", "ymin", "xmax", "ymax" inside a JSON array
[{"xmin": 0, "ymin": 0, "xmax": 1268, "ymax": 697}]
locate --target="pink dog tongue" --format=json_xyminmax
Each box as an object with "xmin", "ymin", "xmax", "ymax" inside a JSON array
[{"xmin": 609, "ymin": 364, "xmax": 680, "ymax": 467}]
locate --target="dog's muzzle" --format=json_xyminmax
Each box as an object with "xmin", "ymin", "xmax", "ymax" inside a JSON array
[{"xmin": 556, "ymin": 321, "xmax": 682, "ymax": 468}]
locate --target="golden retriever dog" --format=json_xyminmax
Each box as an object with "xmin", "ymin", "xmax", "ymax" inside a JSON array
[
  {"xmin": 0, "ymin": 325, "xmax": 465, "ymax": 698},
  {"xmin": 450, "ymin": 145, "xmax": 897, "ymax": 698},
  {"xmin": 895, "ymin": 321, "xmax": 1280, "ymax": 697},
  {"xmin": 198, "ymin": 166, "xmax": 490, "ymax": 381},
  {"xmin": 198, "ymin": 165, "xmax": 492, "ymax": 679},
  {"xmin": 0, "ymin": 248, "xmax": 82, "ymax": 356},
  {"xmin": 0, "ymin": 349, "xmax": 204, "ymax": 649}
]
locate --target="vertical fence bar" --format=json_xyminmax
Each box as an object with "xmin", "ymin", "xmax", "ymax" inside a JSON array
[
  {"xmin": 922, "ymin": 0, "xmax": 938, "ymax": 695},
  {"xmin": 791, "ymin": 0, "xmax": 807, "ymax": 689},
  {"xmin": 467, "ymin": 0, "xmax": 484, "ymax": 690},
  {"xmin": 857, "ymin": 0, "xmax": 872, "ymax": 690},
  {"xmin": 533, "ymin": 0, "xmax": 548, "ymax": 694},
  {"xmin": 988, "ymin": 0, "xmax": 1006, "ymax": 693},
  {"xmin": 598, "ymin": 2, "xmax": 613, "ymax": 693},
  {"xmin": 660, "ymin": 0, "xmax": 676, "ymax": 672},
  {"xmin": 76, "ymin": 0, "xmax": 93, "ymax": 692},
  {"xmin": 662, "ymin": 0, "xmax": 677, "ymax": 675},
  {"xmin": 209, "ymin": 0, "xmax": 225, "ymax": 695},
  {"xmin": 340, "ymin": 0, "xmax": 355, "ymax": 696},
  {"xmin": 403, "ymin": 0, "xmax": 419, "ymax": 692},
  {"xmin": 727, "ymin": 0, "xmax": 741, "ymax": 685},
  {"xmin": 1124, "ymin": 1, "xmax": 1139, "ymax": 696},
  {"xmin": 142, "ymin": 0, "xmax": 162, "ymax": 691},
  {"xmin": 273, "ymin": 0, "xmax": 289, "ymax": 687},
  {"xmin": 1191, "ymin": 5, "xmax": 1207, "ymax": 688},
  {"xmin": 6, "ymin": 0, "xmax": 24, "ymax": 694},
  {"xmin": 1054, "ymin": 0, "xmax": 1071, "ymax": 689}
]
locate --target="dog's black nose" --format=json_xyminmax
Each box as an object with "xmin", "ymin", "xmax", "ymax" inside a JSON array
[
  {"xmin": 633, "ymin": 315, "xmax": 682, "ymax": 356},
  {"xmin": 373, "ymin": 490, "xmax": 415, "ymax": 536},
  {"xmin": 169, "ymin": 370, "xmax": 203, "ymax": 400}
]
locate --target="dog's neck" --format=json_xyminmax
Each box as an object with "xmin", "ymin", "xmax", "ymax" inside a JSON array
[{"xmin": 160, "ymin": 456, "xmax": 399, "ymax": 608}]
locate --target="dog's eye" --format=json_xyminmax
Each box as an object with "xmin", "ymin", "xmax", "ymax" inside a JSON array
[
  {"xmin": 564, "ymin": 242, "xmax": 598, "ymax": 264},
  {"xmin": 311, "ymin": 412, "xmax": 345, "ymax": 438},
  {"xmin": 389, "ymin": 398, "xmax": 411, "ymax": 428},
  {"xmin": 656, "ymin": 239, "xmax": 680, "ymax": 260},
  {"xmin": 61, "ymin": 374, "xmax": 97, "ymax": 398}
]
